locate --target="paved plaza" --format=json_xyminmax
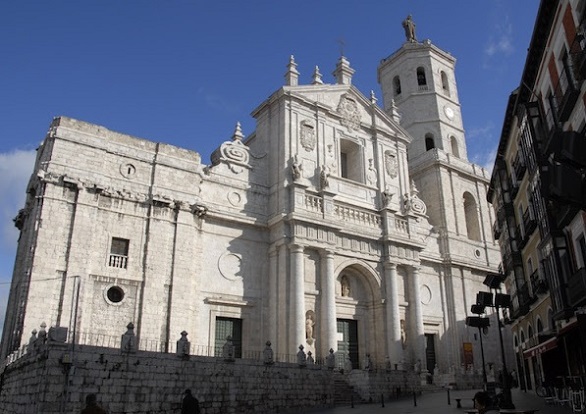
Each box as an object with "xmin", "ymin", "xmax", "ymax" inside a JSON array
[{"xmin": 305, "ymin": 388, "xmax": 574, "ymax": 414}]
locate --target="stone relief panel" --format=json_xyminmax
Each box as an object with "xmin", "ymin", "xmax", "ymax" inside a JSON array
[
  {"xmin": 420, "ymin": 284, "xmax": 432, "ymax": 305},
  {"xmin": 337, "ymin": 94, "xmax": 361, "ymax": 131},
  {"xmin": 218, "ymin": 252, "xmax": 243, "ymax": 281},
  {"xmin": 384, "ymin": 150, "xmax": 398, "ymax": 179},
  {"xmin": 300, "ymin": 120, "xmax": 316, "ymax": 152}
]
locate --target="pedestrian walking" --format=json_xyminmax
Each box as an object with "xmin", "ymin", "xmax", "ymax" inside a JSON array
[
  {"xmin": 182, "ymin": 389, "xmax": 200, "ymax": 414},
  {"xmin": 81, "ymin": 393, "xmax": 108, "ymax": 414}
]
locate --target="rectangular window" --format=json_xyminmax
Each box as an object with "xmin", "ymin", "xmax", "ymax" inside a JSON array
[
  {"xmin": 109, "ymin": 237, "xmax": 129, "ymax": 269},
  {"xmin": 214, "ymin": 317, "xmax": 242, "ymax": 358}
]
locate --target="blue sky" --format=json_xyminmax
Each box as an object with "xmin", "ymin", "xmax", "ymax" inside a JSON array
[{"xmin": 0, "ymin": 1, "xmax": 539, "ymax": 331}]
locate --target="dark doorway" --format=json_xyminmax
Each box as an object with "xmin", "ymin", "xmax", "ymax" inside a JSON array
[
  {"xmin": 337, "ymin": 319, "xmax": 359, "ymax": 369},
  {"xmin": 214, "ymin": 317, "xmax": 242, "ymax": 358},
  {"xmin": 425, "ymin": 333, "xmax": 437, "ymax": 377}
]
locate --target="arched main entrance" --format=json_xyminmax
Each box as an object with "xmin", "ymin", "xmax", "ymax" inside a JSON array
[{"xmin": 333, "ymin": 262, "xmax": 383, "ymax": 369}]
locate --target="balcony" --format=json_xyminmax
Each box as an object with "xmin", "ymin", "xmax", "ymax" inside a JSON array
[
  {"xmin": 513, "ymin": 152, "xmax": 527, "ymax": 181},
  {"xmin": 522, "ymin": 208, "xmax": 537, "ymax": 239},
  {"xmin": 553, "ymin": 61, "xmax": 581, "ymax": 122},
  {"xmin": 530, "ymin": 269, "xmax": 549, "ymax": 296},
  {"xmin": 566, "ymin": 267, "xmax": 586, "ymax": 308},
  {"xmin": 510, "ymin": 282, "xmax": 533, "ymax": 320},
  {"xmin": 570, "ymin": 30, "xmax": 586, "ymax": 80},
  {"xmin": 518, "ymin": 224, "xmax": 528, "ymax": 250}
]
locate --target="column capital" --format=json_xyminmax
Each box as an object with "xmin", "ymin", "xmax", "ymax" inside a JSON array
[
  {"xmin": 289, "ymin": 243, "xmax": 305, "ymax": 253},
  {"xmin": 320, "ymin": 248, "xmax": 335, "ymax": 258},
  {"xmin": 383, "ymin": 261, "xmax": 397, "ymax": 270}
]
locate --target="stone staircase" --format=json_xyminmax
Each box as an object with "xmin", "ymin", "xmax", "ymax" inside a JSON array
[{"xmin": 333, "ymin": 375, "xmax": 363, "ymax": 406}]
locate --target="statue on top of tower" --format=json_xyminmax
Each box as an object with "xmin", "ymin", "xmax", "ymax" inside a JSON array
[{"xmin": 402, "ymin": 15, "xmax": 417, "ymax": 42}]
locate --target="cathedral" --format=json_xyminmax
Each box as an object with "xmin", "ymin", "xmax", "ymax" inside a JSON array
[{"xmin": 1, "ymin": 20, "xmax": 502, "ymax": 376}]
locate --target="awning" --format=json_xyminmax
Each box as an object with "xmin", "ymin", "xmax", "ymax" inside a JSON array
[{"xmin": 523, "ymin": 337, "xmax": 558, "ymax": 359}]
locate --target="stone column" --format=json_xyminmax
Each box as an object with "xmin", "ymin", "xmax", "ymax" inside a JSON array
[
  {"xmin": 410, "ymin": 266, "xmax": 426, "ymax": 366},
  {"xmin": 277, "ymin": 244, "xmax": 288, "ymax": 354},
  {"xmin": 321, "ymin": 249, "xmax": 337, "ymax": 356},
  {"xmin": 268, "ymin": 246, "xmax": 278, "ymax": 348},
  {"xmin": 290, "ymin": 244, "xmax": 306, "ymax": 351},
  {"xmin": 384, "ymin": 262, "xmax": 403, "ymax": 362}
]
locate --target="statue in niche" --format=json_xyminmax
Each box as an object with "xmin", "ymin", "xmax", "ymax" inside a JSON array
[
  {"xmin": 403, "ymin": 193, "xmax": 412, "ymax": 213},
  {"xmin": 291, "ymin": 154, "xmax": 303, "ymax": 181},
  {"xmin": 402, "ymin": 15, "xmax": 417, "ymax": 42},
  {"xmin": 400, "ymin": 319, "xmax": 406, "ymax": 349},
  {"xmin": 382, "ymin": 186, "xmax": 394, "ymax": 207},
  {"xmin": 320, "ymin": 165, "xmax": 330, "ymax": 189},
  {"xmin": 341, "ymin": 276, "xmax": 350, "ymax": 297},
  {"xmin": 305, "ymin": 311, "xmax": 315, "ymax": 345}
]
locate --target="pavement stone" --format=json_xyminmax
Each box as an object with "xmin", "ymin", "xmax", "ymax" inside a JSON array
[{"xmin": 304, "ymin": 388, "xmax": 575, "ymax": 414}]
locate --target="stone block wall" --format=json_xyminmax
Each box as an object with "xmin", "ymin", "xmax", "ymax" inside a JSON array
[
  {"xmin": 347, "ymin": 368, "xmax": 419, "ymax": 402},
  {"xmin": 0, "ymin": 342, "xmax": 334, "ymax": 414}
]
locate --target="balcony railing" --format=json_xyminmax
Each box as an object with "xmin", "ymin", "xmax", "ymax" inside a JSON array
[
  {"xmin": 530, "ymin": 269, "xmax": 549, "ymax": 296},
  {"xmin": 553, "ymin": 60, "xmax": 581, "ymax": 122},
  {"xmin": 566, "ymin": 267, "xmax": 586, "ymax": 308},
  {"xmin": 512, "ymin": 152, "xmax": 527, "ymax": 181},
  {"xmin": 108, "ymin": 254, "xmax": 128, "ymax": 269},
  {"xmin": 570, "ymin": 30, "xmax": 586, "ymax": 80},
  {"xmin": 522, "ymin": 208, "xmax": 537, "ymax": 240},
  {"xmin": 510, "ymin": 282, "xmax": 532, "ymax": 320}
]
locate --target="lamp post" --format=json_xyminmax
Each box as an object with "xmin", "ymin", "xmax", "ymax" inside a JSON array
[
  {"xmin": 483, "ymin": 273, "xmax": 514, "ymax": 409},
  {"xmin": 466, "ymin": 306, "xmax": 489, "ymax": 386}
]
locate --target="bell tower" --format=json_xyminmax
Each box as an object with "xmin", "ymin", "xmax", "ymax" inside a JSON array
[
  {"xmin": 376, "ymin": 16, "xmax": 499, "ymax": 267},
  {"xmin": 377, "ymin": 32, "xmax": 467, "ymax": 162}
]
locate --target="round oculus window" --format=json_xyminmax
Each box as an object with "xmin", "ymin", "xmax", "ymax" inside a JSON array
[{"xmin": 106, "ymin": 286, "xmax": 125, "ymax": 303}]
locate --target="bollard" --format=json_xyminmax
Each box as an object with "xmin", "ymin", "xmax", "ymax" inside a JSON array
[
  {"xmin": 381, "ymin": 393, "xmax": 385, "ymax": 407},
  {"xmin": 448, "ymin": 388, "xmax": 451, "ymax": 405},
  {"xmin": 413, "ymin": 390, "xmax": 417, "ymax": 407},
  {"xmin": 351, "ymin": 394, "xmax": 354, "ymax": 409}
]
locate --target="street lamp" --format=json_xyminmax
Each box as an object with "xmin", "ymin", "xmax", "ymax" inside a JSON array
[
  {"xmin": 466, "ymin": 305, "xmax": 489, "ymax": 386},
  {"xmin": 483, "ymin": 273, "xmax": 514, "ymax": 409}
]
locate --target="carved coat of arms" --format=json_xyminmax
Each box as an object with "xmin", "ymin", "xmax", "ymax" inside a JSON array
[
  {"xmin": 300, "ymin": 120, "xmax": 316, "ymax": 152},
  {"xmin": 337, "ymin": 94, "xmax": 361, "ymax": 131},
  {"xmin": 385, "ymin": 151, "xmax": 398, "ymax": 179}
]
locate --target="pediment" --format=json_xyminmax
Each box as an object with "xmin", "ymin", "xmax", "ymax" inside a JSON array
[{"xmin": 284, "ymin": 85, "xmax": 410, "ymax": 144}]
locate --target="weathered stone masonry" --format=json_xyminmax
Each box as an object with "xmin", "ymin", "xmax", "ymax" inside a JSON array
[{"xmin": 0, "ymin": 340, "xmax": 426, "ymax": 414}]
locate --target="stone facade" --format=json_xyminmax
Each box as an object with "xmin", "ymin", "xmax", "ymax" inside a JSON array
[{"xmin": 1, "ymin": 23, "xmax": 508, "ymax": 399}]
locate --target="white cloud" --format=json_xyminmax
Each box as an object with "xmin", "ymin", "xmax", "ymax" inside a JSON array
[{"xmin": 484, "ymin": 13, "xmax": 514, "ymax": 62}]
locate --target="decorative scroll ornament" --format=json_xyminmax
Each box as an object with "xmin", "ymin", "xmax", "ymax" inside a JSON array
[
  {"xmin": 403, "ymin": 180, "xmax": 427, "ymax": 216},
  {"xmin": 211, "ymin": 122, "xmax": 251, "ymax": 174},
  {"xmin": 300, "ymin": 120, "xmax": 316, "ymax": 152},
  {"xmin": 337, "ymin": 94, "xmax": 361, "ymax": 131},
  {"xmin": 384, "ymin": 150, "xmax": 398, "ymax": 179}
]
